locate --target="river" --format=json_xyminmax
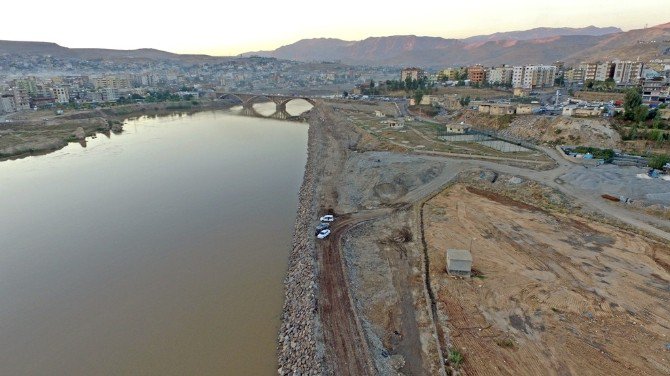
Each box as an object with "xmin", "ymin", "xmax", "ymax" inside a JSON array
[{"xmin": 0, "ymin": 103, "xmax": 310, "ymax": 375}]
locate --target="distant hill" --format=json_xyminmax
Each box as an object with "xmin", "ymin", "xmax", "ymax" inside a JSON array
[
  {"xmin": 463, "ymin": 26, "xmax": 621, "ymax": 43},
  {"xmin": 0, "ymin": 40, "xmax": 215, "ymax": 63},
  {"xmin": 241, "ymin": 24, "xmax": 670, "ymax": 67}
]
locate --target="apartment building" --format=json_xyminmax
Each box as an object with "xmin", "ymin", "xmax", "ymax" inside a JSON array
[
  {"xmin": 92, "ymin": 75, "xmax": 132, "ymax": 90},
  {"xmin": 467, "ymin": 65, "xmax": 487, "ymax": 84},
  {"xmin": 594, "ymin": 62, "xmax": 615, "ymax": 81},
  {"xmin": 487, "ymin": 66, "xmax": 513, "ymax": 85},
  {"xmin": 53, "ymin": 87, "xmax": 70, "ymax": 104},
  {"xmin": 641, "ymin": 77, "xmax": 669, "ymax": 106},
  {"xmin": 401, "ymin": 67, "xmax": 425, "ymax": 81},
  {"xmin": 440, "ymin": 67, "xmax": 466, "ymax": 81},
  {"xmin": 512, "ymin": 65, "xmax": 557, "ymax": 89},
  {"xmin": 564, "ymin": 67, "xmax": 585, "ymax": 83},
  {"xmin": 0, "ymin": 94, "xmax": 16, "ymax": 113},
  {"xmin": 578, "ymin": 61, "xmax": 617, "ymax": 82},
  {"xmin": 613, "ymin": 60, "xmax": 644, "ymax": 86}
]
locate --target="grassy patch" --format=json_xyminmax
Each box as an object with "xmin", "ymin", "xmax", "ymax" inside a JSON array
[
  {"xmin": 496, "ymin": 337, "xmax": 516, "ymax": 348},
  {"xmin": 448, "ymin": 349, "xmax": 464, "ymax": 367}
]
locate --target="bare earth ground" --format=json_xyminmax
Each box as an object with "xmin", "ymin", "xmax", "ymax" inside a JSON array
[
  {"xmin": 306, "ymin": 100, "xmax": 670, "ymax": 375},
  {"xmin": 424, "ymin": 183, "xmax": 670, "ymax": 376}
]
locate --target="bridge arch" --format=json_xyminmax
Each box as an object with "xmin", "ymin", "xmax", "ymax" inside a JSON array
[{"xmin": 218, "ymin": 93, "xmax": 246, "ymax": 105}]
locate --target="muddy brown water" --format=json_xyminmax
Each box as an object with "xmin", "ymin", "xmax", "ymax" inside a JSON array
[{"xmin": 0, "ymin": 106, "xmax": 309, "ymax": 375}]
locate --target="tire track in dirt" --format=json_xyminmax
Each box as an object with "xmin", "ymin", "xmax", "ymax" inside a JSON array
[{"xmin": 318, "ymin": 210, "xmax": 390, "ymax": 376}]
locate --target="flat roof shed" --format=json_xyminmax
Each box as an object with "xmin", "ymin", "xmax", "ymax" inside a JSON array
[{"xmin": 446, "ymin": 249, "xmax": 472, "ymax": 277}]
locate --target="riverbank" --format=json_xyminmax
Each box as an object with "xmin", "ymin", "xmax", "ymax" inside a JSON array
[
  {"xmin": 0, "ymin": 100, "xmax": 232, "ymax": 161},
  {"xmin": 276, "ymin": 108, "xmax": 324, "ymax": 375}
]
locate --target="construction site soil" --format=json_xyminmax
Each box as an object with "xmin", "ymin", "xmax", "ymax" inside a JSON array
[{"xmin": 424, "ymin": 181, "xmax": 670, "ymax": 375}]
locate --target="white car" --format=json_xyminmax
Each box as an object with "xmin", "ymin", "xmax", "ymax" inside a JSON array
[
  {"xmin": 317, "ymin": 229, "xmax": 331, "ymax": 239},
  {"xmin": 320, "ymin": 214, "xmax": 335, "ymax": 222}
]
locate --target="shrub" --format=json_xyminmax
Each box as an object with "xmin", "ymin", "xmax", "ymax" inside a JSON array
[
  {"xmin": 448, "ymin": 349, "xmax": 464, "ymax": 366},
  {"xmin": 648, "ymin": 154, "xmax": 670, "ymax": 170}
]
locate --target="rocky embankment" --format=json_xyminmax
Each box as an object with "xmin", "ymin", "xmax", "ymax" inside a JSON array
[{"xmin": 276, "ymin": 114, "xmax": 324, "ymax": 375}]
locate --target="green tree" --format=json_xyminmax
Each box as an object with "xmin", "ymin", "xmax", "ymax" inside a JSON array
[
  {"xmin": 624, "ymin": 88, "xmax": 642, "ymax": 120},
  {"xmin": 413, "ymin": 90, "xmax": 424, "ymax": 105},
  {"xmin": 554, "ymin": 76, "xmax": 565, "ymax": 86},
  {"xmin": 635, "ymin": 105, "xmax": 649, "ymax": 123},
  {"xmin": 648, "ymin": 154, "xmax": 670, "ymax": 169},
  {"xmin": 629, "ymin": 122, "xmax": 638, "ymax": 140}
]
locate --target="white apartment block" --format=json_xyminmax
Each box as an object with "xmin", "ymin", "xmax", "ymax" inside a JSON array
[
  {"xmin": 594, "ymin": 62, "xmax": 614, "ymax": 81},
  {"xmin": 613, "ymin": 60, "xmax": 644, "ymax": 85},
  {"xmin": 512, "ymin": 65, "xmax": 557, "ymax": 89},
  {"xmin": 512, "ymin": 66, "xmax": 525, "ymax": 88},
  {"xmin": 487, "ymin": 66, "xmax": 514, "ymax": 85}
]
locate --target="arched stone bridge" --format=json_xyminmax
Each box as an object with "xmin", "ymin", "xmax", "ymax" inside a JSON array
[{"xmin": 216, "ymin": 92, "xmax": 316, "ymax": 120}]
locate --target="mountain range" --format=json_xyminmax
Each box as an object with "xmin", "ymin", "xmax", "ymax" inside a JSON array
[
  {"xmin": 1, "ymin": 23, "xmax": 669, "ymax": 68},
  {"xmin": 0, "ymin": 40, "xmax": 221, "ymax": 64},
  {"xmin": 241, "ymin": 24, "xmax": 670, "ymax": 67}
]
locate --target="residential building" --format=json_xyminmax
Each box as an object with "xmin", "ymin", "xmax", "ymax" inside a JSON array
[
  {"xmin": 563, "ymin": 106, "xmax": 601, "ymax": 117},
  {"xmin": 92, "ymin": 75, "xmax": 131, "ymax": 90},
  {"xmin": 479, "ymin": 103, "xmax": 515, "ymax": 115},
  {"xmin": 512, "ymin": 66, "xmax": 525, "ymax": 88},
  {"xmin": 440, "ymin": 67, "xmax": 466, "ymax": 81},
  {"xmin": 15, "ymin": 77, "xmax": 38, "ymax": 95},
  {"xmin": 444, "ymin": 123, "xmax": 470, "ymax": 134},
  {"xmin": 594, "ymin": 62, "xmax": 615, "ymax": 81},
  {"xmin": 1, "ymin": 94, "xmax": 16, "ymax": 113},
  {"xmin": 101, "ymin": 87, "xmax": 119, "ymax": 102},
  {"xmin": 53, "ymin": 87, "xmax": 70, "ymax": 104},
  {"xmin": 613, "ymin": 60, "xmax": 644, "ymax": 85},
  {"xmin": 401, "ymin": 67, "xmax": 425, "ymax": 81},
  {"xmin": 487, "ymin": 66, "xmax": 513, "ymax": 85},
  {"xmin": 515, "ymin": 104, "xmax": 538, "ymax": 115},
  {"xmin": 467, "ymin": 65, "xmax": 487, "ymax": 84},
  {"xmin": 513, "ymin": 65, "xmax": 557, "ymax": 89},
  {"xmin": 565, "ymin": 67, "xmax": 585, "ymax": 83},
  {"xmin": 13, "ymin": 89, "xmax": 30, "ymax": 110},
  {"xmin": 580, "ymin": 62, "xmax": 598, "ymax": 81},
  {"xmin": 641, "ymin": 77, "xmax": 670, "ymax": 106}
]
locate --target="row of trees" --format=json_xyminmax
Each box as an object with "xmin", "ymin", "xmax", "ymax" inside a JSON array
[
  {"xmin": 116, "ymin": 91, "xmax": 197, "ymax": 104},
  {"xmin": 621, "ymin": 88, "xmax": 669, "ymax": 142}
]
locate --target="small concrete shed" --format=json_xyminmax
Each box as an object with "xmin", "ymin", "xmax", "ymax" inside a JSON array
[{"xmin": 446, "ymin": 249, "xmax": 472, "ymax": 277}]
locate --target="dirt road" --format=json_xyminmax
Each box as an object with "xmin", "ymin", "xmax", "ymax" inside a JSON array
[{"xmin": 317, "ymin": 210, "xmax": 391, "ymax": 376}]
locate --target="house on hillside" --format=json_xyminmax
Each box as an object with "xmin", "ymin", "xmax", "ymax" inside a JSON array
[
  {"xmin": 444, "ymin": 123, "xmax": 470, "ymax": 134},
  {"xmin": 480, "ymin": 103, "xmax": 515, "ymax": 116}
]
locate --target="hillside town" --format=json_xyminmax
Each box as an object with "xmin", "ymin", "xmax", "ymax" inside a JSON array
[{"xmin": 0, "ymin": 57, "xmax": 395, "ymax": 113}]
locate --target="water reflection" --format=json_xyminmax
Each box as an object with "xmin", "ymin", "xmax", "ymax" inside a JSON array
[{"xmin": 0, "ymin": 110, "xmax": 308, "ymax": 375}]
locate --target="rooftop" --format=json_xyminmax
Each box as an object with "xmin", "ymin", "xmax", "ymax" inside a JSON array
[{"xmin": 447, "ymin": 249, "xmax": 472, "ymax": 262}]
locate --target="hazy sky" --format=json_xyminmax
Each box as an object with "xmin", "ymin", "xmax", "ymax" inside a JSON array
[{"xmin": 2, "ymin": 0, "xmax": 668, "ymax": 55}]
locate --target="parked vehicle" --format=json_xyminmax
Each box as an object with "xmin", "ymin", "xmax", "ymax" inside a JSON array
[
  {"xmin": 315, "ymin": 223, "xmax": 330, "ymax": 235},
  {"xmin": 317, "ymin": 229, "xmax": 331, "ymax": 239},
  {"xmin": 320, "ymin": 214, "xmax": 334, "ymax": 222}
]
